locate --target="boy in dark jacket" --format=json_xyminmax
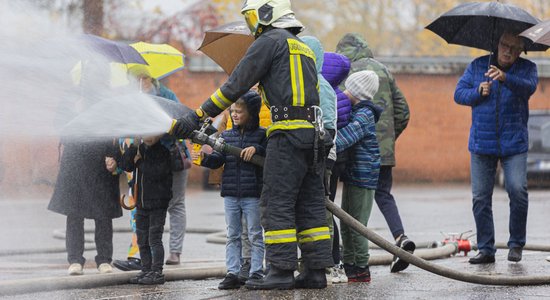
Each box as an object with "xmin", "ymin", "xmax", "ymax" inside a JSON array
[
  {"xmin": 335, "ymin": 70, "xmax": 382, "ymax": 283},
  {"xmin": 192, "ymin": 91, "xmax": 266, "ymax": 290},
  {"xmin": 121, "ymin": 134, "xmax": 178, "ymax": 285}
]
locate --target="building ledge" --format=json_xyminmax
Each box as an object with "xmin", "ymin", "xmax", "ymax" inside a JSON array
[{"xmin": 187, "ymin": 55, "xmax": 550, "ymax": 77}]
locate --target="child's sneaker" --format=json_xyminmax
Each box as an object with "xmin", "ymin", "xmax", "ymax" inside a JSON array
[
  {"xmin": 390, "ymin": 235, "xmax": 416, "ymax": 273},
  {"xmin": 97, "ymin": 263, "xmax": 113, "ymax": 274},
  {"xmin": 335, "ymin": 264, "xmax": 348, "ymax": 283},
  {"xmin": 349, "ymin": 265, "xmax": 371, "ymax": 283},
  {"xmin": 343, "ymin": 263, "xmax": 355, "ymax": 278},
  {"xmin": 218, "ymin": 273, "xmax": 241, "ymax": 289},
  {"xmin": 129, "ymin": 271, "xmax": 149, "ymax": 284},
  {"xmin": 238, "ymin": 259, "xmax": 251, "ymax": 285},
  {"xmin": 139, "ymin": 270, "xmax": 165, "ymax": 285},
  {"xmin": 325, "ymin": 267, "xmax": 336, "ymax": 284},
  {"xmin": 68, "ymin": 263, "xmax": 83, "ymax": 276}
]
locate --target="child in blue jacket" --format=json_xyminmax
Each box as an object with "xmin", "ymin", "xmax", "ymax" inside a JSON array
[
  {"xmin": 192, "ymin": 91, "xmax": 266, "ymax": 289},
  {"xmin": 335, "ymin": 70, "xmax": 382, "ymax": 283}
]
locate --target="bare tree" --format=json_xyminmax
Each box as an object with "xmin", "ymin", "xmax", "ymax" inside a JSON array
[{"xmin": 82, "ymin": 0, "xmax": 103, "ymax": 35}]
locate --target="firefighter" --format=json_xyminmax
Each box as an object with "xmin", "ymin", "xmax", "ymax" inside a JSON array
[{"xmin": 171, "ymin": 0, "xmax": 333, "ymax": 290}]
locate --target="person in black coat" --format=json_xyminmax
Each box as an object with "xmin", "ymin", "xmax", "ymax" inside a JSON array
[
  {"xmin": 48, "ymin": 138, "xmax": 122, "ymax": 276},
  {"xmin": 120, "ymin": 134, "xmax": 178, "ymax": 285}
]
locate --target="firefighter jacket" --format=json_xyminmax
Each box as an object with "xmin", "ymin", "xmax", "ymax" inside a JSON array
[{"xmin": 201, "ymin": 27, "xmax": 321, "ymax": 143}]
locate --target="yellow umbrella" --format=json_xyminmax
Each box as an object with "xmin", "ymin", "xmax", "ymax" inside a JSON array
[
  {"xmin": 70, "ymin": 61, "xmax": 132, "ymax": 87},
  {"xmin": 127, "ymin": 42, "xmax": 185, "ymax": 80},
  {"xmin": 71, "ymin": 43, "xmax": 185, "ymax": 87}
]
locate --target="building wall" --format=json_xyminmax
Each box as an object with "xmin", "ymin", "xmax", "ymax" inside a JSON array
[
  {"xmin": 393, "ymin": 74, "xmax": 550, "ymax": 183},
  {"xmin": 2, "ymin": 70, "xmax": 550, "ymax": 197},
  {"xmin": 168, "ymin": 71, "xmax": 550, "ymax": 184}
]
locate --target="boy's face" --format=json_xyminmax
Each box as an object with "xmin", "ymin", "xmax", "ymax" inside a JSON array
[
  {"xmin": 143, "ymin": 135, "xmax": 161, "ymax": 146},
  {"xmin": 230, "ymin": 103, "xmax": 250, "ymax": 127}
]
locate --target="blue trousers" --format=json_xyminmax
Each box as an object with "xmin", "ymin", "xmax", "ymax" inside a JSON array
[
  {"xmin": 470, "ymin": 152, "xmax": 529, "ymax": 255},
  {"xmin": 374, "ymin": 166, "xmax": 405, "ymax": 239}
]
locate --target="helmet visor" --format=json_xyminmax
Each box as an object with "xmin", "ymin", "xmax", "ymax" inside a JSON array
[{"xmin": 243, "ymin": 10, "xmax": 259, "ymax": 34}]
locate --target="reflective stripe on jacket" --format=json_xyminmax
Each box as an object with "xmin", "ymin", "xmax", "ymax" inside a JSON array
[{"xmin": 201, "ymin": 27, "xmax": 320, "ymax": 137}]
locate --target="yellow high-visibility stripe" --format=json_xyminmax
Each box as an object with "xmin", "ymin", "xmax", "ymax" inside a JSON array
[
  {"xmin": 298, "ymin": 226, "xmax": 331, "ymax": 244},
  {"xmin": 265, "ymin": 229, "xmax": 296, "ymax": 236},
  {"xmin": 264, "ymin": 228, "xmax": 297, "ymax": 244},
  {"xmin": 265, "ymin": 237, "xmax": 298, "ymax": 244},
  {"xmin": 289, "ymin": 54, "xmax": 305, "ymax": 107},
  {"xmin": 299, "ymin": 235, "xmax": 331, "ymax": 243},
  {"xmin": 209, "ymin": 89, "xmax": 232, "ymax": 110},
  {"xmin": 299, "ymin": 227, "xmax": 330, "ymax": 236},
  {"xmin": 296, "ymin": 55, "xmax": 305, "ymax": 106},
  {"xmin": 266, "ymin": 119, "xmax": 314, "ymax": 136},
  {"xmin": 216, "ymin": 89, "xmax": 231, "ymax": 105},
  {"xmin": 290, "ymin": 54, "xmax": 298, "ymax": 106}
]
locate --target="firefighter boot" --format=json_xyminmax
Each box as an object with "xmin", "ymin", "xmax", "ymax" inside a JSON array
[
  {"xmin": 295, "ymin": 268, "xmax": 327, "ymax": 289},
  {"xmin": 244, "ymin": 265, "xmax": 294, "ymax": 290}
]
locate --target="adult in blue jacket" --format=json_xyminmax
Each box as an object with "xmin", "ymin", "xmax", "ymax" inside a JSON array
[{"xmin": 454, "ymin": 32, "xmax": 538, "ymax": 265}]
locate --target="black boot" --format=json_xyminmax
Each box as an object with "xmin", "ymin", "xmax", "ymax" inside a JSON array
[
  {"xmin": 245, "ymin": 265, "xmax": 294, "ymax": 290},
  {"xmin": 295, "ymin": 268, "xmax": 327, "ymax": 289}
]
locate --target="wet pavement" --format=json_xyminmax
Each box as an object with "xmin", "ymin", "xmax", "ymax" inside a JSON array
[{"xmin": 1, "ymin": 184, "xmax": 550, "ymax": 299}]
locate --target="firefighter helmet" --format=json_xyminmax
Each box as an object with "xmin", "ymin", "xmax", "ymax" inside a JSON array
[{"xmin": 241, "ymin": 0, "xmax": 293, "ymax": 35}]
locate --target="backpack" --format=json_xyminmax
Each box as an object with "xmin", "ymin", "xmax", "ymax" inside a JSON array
[{"xmin": 170, "ymin": 139, "xmax": 192, "ymax": 172}]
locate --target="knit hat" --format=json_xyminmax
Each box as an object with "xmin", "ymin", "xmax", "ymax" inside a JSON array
[{"xmin": 344, "ymin": 70, "xmax": 379, "ymax": 100}]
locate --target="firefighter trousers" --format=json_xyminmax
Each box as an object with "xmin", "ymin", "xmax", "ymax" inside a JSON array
[{"xmin": 261, "ymin": 133, "xmax": 333, "ymax": 271}]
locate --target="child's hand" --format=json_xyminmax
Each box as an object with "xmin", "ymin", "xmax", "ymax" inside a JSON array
[
  {"xmin": 105, "ymin": 157, "xmax": 117, "ymax": 172},
  {"xmin": 241, "ymin": 146, "xmax": 256, "ymax": 162}
]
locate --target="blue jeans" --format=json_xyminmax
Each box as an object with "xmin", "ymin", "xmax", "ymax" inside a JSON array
[
  {"xmin": 471, "ymin": 153, "xmax": 529, "ymax": 255},
  {"xmin": 224, "ymin": 197, "xmax": 264, "ymax": 276}
]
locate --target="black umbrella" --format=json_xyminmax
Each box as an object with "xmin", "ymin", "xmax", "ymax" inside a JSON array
[
  {"xmin": 520, "ymin": 20, "xmax": 550, "ymax": 47},
  {"xmin": 426, "ymin": 1, "xmax": 547, "ymax": 52},
  {"xmin": 80, "ymin": 34, "xmax": 148, "ymax": 65}
]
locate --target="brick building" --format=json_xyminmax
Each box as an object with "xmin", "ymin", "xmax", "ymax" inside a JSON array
[
  {"xmin": 2, "ymin": 56, "xmax": 550, "ymax": 197},
  {"xmin": 170, "ymin": 56, "xmax": 550, "ymax": 185}
]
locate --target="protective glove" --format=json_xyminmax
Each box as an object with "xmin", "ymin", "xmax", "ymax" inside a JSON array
[{"xmin": 170, "ymin": 109, "xmax": 202, "ymax": 139}]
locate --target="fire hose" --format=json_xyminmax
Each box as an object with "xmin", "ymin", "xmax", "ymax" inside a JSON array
[{"xmin": 192, "ymin": 120, "xmax": 550, "ymax": 286}]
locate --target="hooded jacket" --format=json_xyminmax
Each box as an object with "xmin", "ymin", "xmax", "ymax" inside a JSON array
[
  {"xmin": 454, "ymin": 54, "xmax": 537, "ymax": 156},
  {"xmin": 336, "ymin": 33, "xmax": 409, "ymax": 166},
  {"xmin": 301, "ymin": 36, "xmax": 337, "ymax": 131},
  {"xmin": 201, "ymin": 92, "xmax": 267, "ymax": 198},
  {"xmin": 336, "ymin": 100, "xmax": 382, "ymax": 189},
  {"xmin": 322, "ymin": 52, "xmax": 352, "ymax": 129},
  {"xmin": 122, "ymin": 141, "xmax": 173, "ymax": 210}
]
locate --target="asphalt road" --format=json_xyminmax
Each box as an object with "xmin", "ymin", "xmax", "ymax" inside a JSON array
[{"xmin": 1, "ymin": 184, "xmax": 550, "ymax": 299}]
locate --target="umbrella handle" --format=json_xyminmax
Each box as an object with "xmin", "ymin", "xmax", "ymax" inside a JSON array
[{"xmin": 120, "ymin": 194, "xmax": 136, "ymax": 210}]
